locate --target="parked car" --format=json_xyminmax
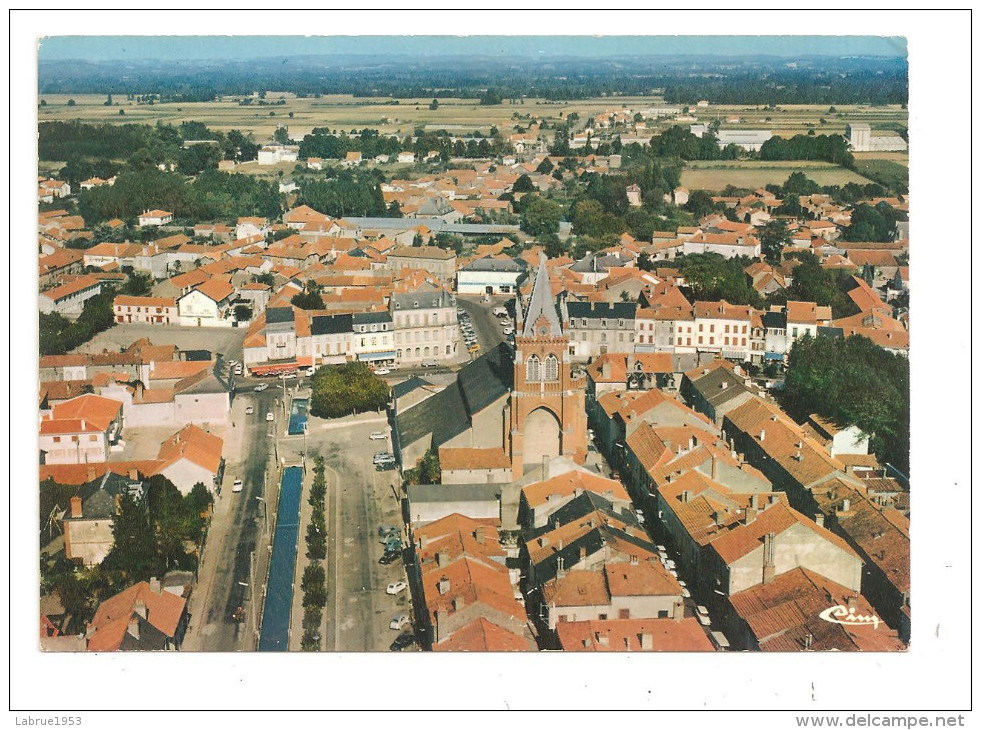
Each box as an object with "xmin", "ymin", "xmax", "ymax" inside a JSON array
[
  {"xmin": 386, "ymin": 581, "xmax": 408, "ymax": 595},
  {"xmin": 266, "ymin": 412, "xmax": 275, "ymax": 422},
  {"xmin": 369, "ymin": 431, "xmax": 387, "ymax": 440},
  {"xmin": 232, "ymin": 479, "xmax": 243, "ymax": 493},
  {"xmin": 254, "ymin": 384, "xmax": 269, "ymax": 392},
  {"xmin": 378, "ymin": 525, "xmax": 398, "ymax": 537},
  {"xmin": 373, "ymin": 452, "xmax": 395, "ymax": 464},
  {"xmin": 389, "ymin": 615, "xmax": 410, "ymax": 631},
  {"xmin": 374, "ymin": 368, "xmax": 391, "ymax": 376},
  {"xmin": 283, "ymin": 372, "xmax": 297, "ymax": 379},
  {"xmin": 390, "ymin": 633, "xmax": 415, "ymax": 651},
  {"xmin": 468, "ymin": 343, "xmax": 481, "ymax": 354},
  {"xmin": 682, "ymin": 588, "xmax": 691, "ymax": 599},
  {"xmin": 246, "ymin": 405, "xmax": 254, "ymax": 415},
  {"xmin": 695, "ymin": 605, "xmax": 711, "ymax": 626},
  {"xmin": 234, "ymin": 365, "xmax": 243, "ymax": 375},
  {"xmin": 379, "ymin": 551, "xmax": 400, "ymax": 565}
]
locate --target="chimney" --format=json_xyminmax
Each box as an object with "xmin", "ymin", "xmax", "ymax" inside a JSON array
[
  {"xmin": 474, "ymin": 527, "xmax": 486, "ymax": 545},
  {"xmin": 720, "ymin": 380, "xmax": 728, "ymax": 390},
  {"xmin": 579, "ymin": 547, "xmax": 587, "ymax": 563},
  {"xmin": 149, "ymin": 577, "xmax": 161, "ymax": 595},
  {"xmin": 86, "ymin": 467, "xmax": 97, "ymax": 482},
  {"xmin": 769, "ymin": 494, "xmax": 779, "ymax": 506},
  {"xmin": 744, "ymin": 506, "xmax": 757, "ymax": 525},
  {"xmin": 418, "ymin": 534, "xmax": 428, "ymax": 550},
  {"xmin": 759, "ymin": 429, "xmax": 766, "ymax": 442},
  {"xmin": 80, "ymin": 419, "xmax": 87, "ymax": 431},
  {"xmin": 841, "ymin": 498, "xmax": 851, "ymax": 513},
  {"xmin": 438, "ymin": 576, "xmax": 450, "ymax": 595},
  {"xmin": 129, "ymin": 468, "xmax": 139, "ymax": 481},
  {"xmin": 762, "ymin": 532, "xmax": 776, "ymax": 585},
  {"xmin": 452, "ymin": 597, "xmax": 463, "ymax": 612},
  {"xmin": 602, "ymin": 361, "xmax": 612, "ymax": 380},
  {"xmin": 750, "ymin": 493, "xmax": 759, "ymax": 509},
  {"xmin": 596, "ymin": 632, "xmax": 609, "ymax": 647},
  {"xmin": 133, "ymin": 599, "xmax": 147, "ymax": 620},
  {"xmin": 557, "ymin": 539, "xmax": 563, "ymax": 551},
  {"xmin": 127, "ymin": 617, "xmax": 140, "ymax": 640},
  {"xmin": 557, "ymin": 556, "xmax": 566, "ymax": 578},
  {"xmin": 815, "ymin": 513, "xmax": 825, "ymax": 528},
  {"xmin": 437, "ymin": 550, "xmax": 450, "ymax": 566},
  {"xmin": 629, "ymin": 553, "xmax": 639, "ymax": 565},
  {"xmin": 846, "ymin": 595, "xmax": 858, "ymax": 611},
  {"xmin": 70, "ymin": 496, "xmax": 83, "ymax": 519},
  {"xmin": 639, "ymin": 633, "xmax": 653, "ymax": 650}
]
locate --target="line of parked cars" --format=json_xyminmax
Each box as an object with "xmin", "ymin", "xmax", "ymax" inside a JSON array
[
  {"xmin": 373, "ymin": 451, "xmax": 396, "ymax": 471},
  {"xmin": 458, "ymin": 308, "xmax": 481, "ymax": 355}
]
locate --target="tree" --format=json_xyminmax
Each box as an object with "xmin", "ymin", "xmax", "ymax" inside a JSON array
[
  {"xmin": 429, "ymin": 98, "xmax": 439, "ymax": 110},
  {"xmin": 103, "ymin": 492, "xmax": 159, "ymax": 582},
  {"xmin": 291, "ymin": 282, "xmax": 325, "ymax": 310},
  {"xmin": 301, "ymin": 564, "xmax": 327, "ymax": 609},
  {"xmin": 783, "ymin": 334, "xmax": 909, "ymax": 474},
  {"xmin": 310, "ymin": 362, "xmax": 390, "ymax": 419},
  {"xmin": 273, "ymin": 127, "xmax": 291, "ymax": 145},
  {"xmin": 675, "ymin": 253, "xmax": 760, "ymax": 306},
  {"xmin": 234, "ymin": 304, "xmax": 252, "ymax": 321},
  {"xmin": 121, "ymin": 271, "xmax": 153, "ymax": 296},
  {"xmin": 535, "ymin": 157, "xmax": 554, "ymax": 175},
  {"xmin": 512, "ymin": 174, "xmax": 535, "ymax": 193},
  {"xmin": 758, "ymin": 219, "xmax": 791, "ymax": 265},
  {"xmin": 519, "ymin": 194, "xmax": 563, "ymax": 237},
  {"xmin": 685, "ymin": 190, "xmax": 717, "ymax": 219}
]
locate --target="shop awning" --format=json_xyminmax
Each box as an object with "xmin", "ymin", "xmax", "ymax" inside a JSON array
[
  {"xmin": 764, "ymin": 352, "xmax": 785, "ymax": 361},
  {"xmin": 357, "ymin": 351, "xmax": 397, "ymax": 362},
  {"xmin": 249, "ymin": 361, "xmax": 298, "ymax": 376}
]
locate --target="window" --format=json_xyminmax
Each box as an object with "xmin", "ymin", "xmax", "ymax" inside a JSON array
[
  {"xmin": 698, "ymin": 323, "xmax": 703, "ymax": 332},
  {"xmin": 52, "ymin": 436, "xmax": 61, "ymax": 443},
  {"xmin": 618, "ymin": 319, "xmax": 624, "ymax": 328},
  {"xmin": 397, "ymin": 350, "xmax": 402, "ymax": 358},
  {"xmin": 792, "ymin": 327, "xmax": 799, "ymax": 337},
  {"xmin": 89, "ymin": 435, "xmax": 98, "ymax": 442},
  {"xmin": 544, "ymin": 354, "xmax": 559, "ymax": 381},
  {"xmin": 698, "ymin": 336, "xmax": 703, "ymax": 344},
  {"xmin": 658, "ymin": 610, "xmax": 669, "ymax": 619},
  {"xmin": 598, "ymin": 614, "xmax": 608, "ymax": 621},
  {"xmin": 742, "ymin": 325, "xmax": 748, "ymax": 334},
  {"xmin": 742, "ymin": 338, "xmax": 747, "ymax": 346},
  {"xmin": 618, "ymin": 609, "xmax": 630, "ymax": 619},
  {"xmin": 668, "ymin": 337, "xmax": 673, "ymax": 346},
  {"xmin": 526, "ymin": 354, "xmax": 541, "ymax": 381},
  {"xmin": 710, "ymin": 324, "xmax": 715, "ymax": 333},
  {"xmin": 445, "ymin": 345, "xmax": 450, "ymax": 355},
  {"xmin": 601, "ymin": 319, "xmax": 607, "ymax": 328},
  {"xmin": 724, "ymin": 337, "xmax": 729, "ymax": 345},
  {"xmin": 725, "ymin": 324, "xmax": 730, "ymax": 333},
  {"xmin": 424, "ymin": 347, "xmax": 430, "ymax": 357},
  {"xmin": 710, "ymin": 337, "xmax": 714, "ymax": 345},
  {"xmin": 687, "ymin": 338, "xmax": 691, "ymax": 346}
]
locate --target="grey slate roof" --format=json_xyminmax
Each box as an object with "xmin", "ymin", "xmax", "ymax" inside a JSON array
[
  {"xmin": 311, "ymin": 313, "xmax": 353, "ymax": 336},
  {"xmin": 396, "ymin": 341, "xmax": 513, "ymax": 451},
  {"xmin": 392, "ymin": 376, "xmax": 434, "ymax": 400},
  {"xmin": 565, "ymin": 300, "xmax": 637, "ymax": 320},
  {"xmin": 521, "ymin": 255, "xmax": 562, "ymax": 337},
  {"xmin": 462, "ymin": 256, "xmax": 526, "ymax": 273},
  {"xmin": 406, "ymin": 483, "xmax": 502, "ymax": 504},
  {"xmin": 689, "ymin": 368, "xmax": 752, "ymax": 408},
  {"xmin": 817, "ymin": 326, "xmax": 844, "ymax": 339},
  {"xmin": 392, "ymin": 290, "xmax": 455, "ymax": 311},
  {"xmin": 352, "ymin": 311, "xmax": 392, "ymax": 326},
  {"xmin": 529, "ymin": 522, "xmax": 658, "ymax": 586},
  {"xmin": 265, "ymin": 307, "xmax": 295, "ymax": 324}
]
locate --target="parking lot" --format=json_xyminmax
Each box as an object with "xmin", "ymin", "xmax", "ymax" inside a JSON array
[
  {"xmin": 74, "ymin": 322, "xmax": 248, "ymax": 360},
  {"xmin": 278, "ymin": 411, "xmax": 416, "ymax": 652}
]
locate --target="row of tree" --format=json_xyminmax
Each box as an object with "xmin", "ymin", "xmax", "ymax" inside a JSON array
[
  {"xmin": 301, "ymin": 457, "xmax": 328, "ymax": 651},
  {"xmin": 77, "ymin": 168, "xmax": 282, "ymax": 226}
]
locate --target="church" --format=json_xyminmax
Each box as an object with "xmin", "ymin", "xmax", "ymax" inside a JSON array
[{"xmin": 395, "ymin": 255, "xmax": 588, "ymax": 482}]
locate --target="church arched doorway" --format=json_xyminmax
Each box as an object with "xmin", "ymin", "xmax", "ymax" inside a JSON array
[{"xmin": 523, "ymin": 407, "xmax": 561, "ymax": 468}]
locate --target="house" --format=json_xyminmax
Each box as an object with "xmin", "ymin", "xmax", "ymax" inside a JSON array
[
  {"xmin": 390, "ymin": 289, "xmax": 460, "ymax": 367},
  {"xmin": 39, "ymin": 394, "xmax": 123, "ymax": 465},
  {"xmin": 342, "ymin": 151, "xmax": 363, "ymax": 167},
  {"xmin": 727, "ymin": 567, "xmax": 905, "ymax": 651},
  {"xmin": 406, "ymin": 483, "xmax": 502, "ymax": 526},
  {"xmin": 692, "ymin": 300, "xmax": 754, "ymax": 361},
  {"xmin": 86, "ymin": 578, "xmax": 189, "ymax": 651},
  {"xmin": 519, "ymin": 469, "xmax": 632, "ymax": 529},
  {"xmin": 113, "ymin": 295, "xmax": 178, "ymax": 325},
  {"xmin": 177, "ymin": 278, "xmax": 236, "ymax": 327},
  {"xmin": 39, "ymin": 276, "xmax": 102, "ymax": 316},
  {"xmin": 387, "ymin": 246, "xmax": 457, "ymax": 285},
  {"xmin": 680, "ymin": 360, "xmax": 756, "ymax": 426},
  {"xmin": 556, "ymin": 617, "xmax": 713, "ymax": 652},
  {"xmin": 154, "ymin": 424, "xmax": 225, "ymax": 494},
  {"xmin": 438, "ymin": 448, "xmax": 513, "ymax": 487},
  {"xmin": 257, "ymin": 144, "xmax": 299, "ymax": 165},
  {"xmin": 397, "ymin": 151, "xmax": 416, "ymax": 164},
  {"xmin": 236, "ymin": 216, "xmax": 269, "ymax": 240},
  {"xmin": 456, "ymin": 256, "xmax": 527, "ymax": 295},
  {"xmin": 138, "ymin": 210, "xmax": 174, "ymax": 227},
  {"xmin": 61, "ymin": 470, "xmax": 144, "ymax": 566},
  {"xmin": 803, "ymin": 414, "xmax": 870, "ymax": 457},
  {"xmin": 411, "ymin": 514, "xmax": 535, "ymax": 651},
  {"xmin": 563, "ymin": 300, "xmax": 637, "ymax": 362}
]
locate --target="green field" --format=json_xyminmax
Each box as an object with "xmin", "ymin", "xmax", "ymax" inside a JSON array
[
  {"xmin": 681, "ymin": 161, "xmax": 872, "ymax": 192},
  {"xmin": 852, "ymin": 157, "xmax": 909, "ymax": 192}
]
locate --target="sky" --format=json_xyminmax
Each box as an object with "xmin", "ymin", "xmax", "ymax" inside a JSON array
[{"xmin": 38, "ymin": 35, "xmax": 908, "ymax": 62}]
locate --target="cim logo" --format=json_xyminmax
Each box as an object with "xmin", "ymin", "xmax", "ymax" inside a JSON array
[{"xmin": 818, "ymin": 604, "xmax": 881, "ymax": 630}]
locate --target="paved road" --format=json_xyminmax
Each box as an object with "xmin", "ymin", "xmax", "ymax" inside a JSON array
[
  {"xmin": 291, "ymin": 415, "xmax": 410, "ymax": 652},
  {"xmin": 457, "ymin": 295, "xmax": 509, "ymax": 355},
  {"xmin": 183, "ymin": 386, "xmax": 279, "ymax": 652}
]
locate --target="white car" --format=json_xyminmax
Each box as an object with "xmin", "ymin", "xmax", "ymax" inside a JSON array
[
  {"xmin": 254, "ymin": 384, "xmax": 269, "ymax": 392},
  {"xmin": 283, "ymin": 373, "xmax": 297, "ymax": 379},
  {"xmin": 246, "ymin": 405, "xmax": 254, "ymax": 415},
  {"xmin": 266, "ymin": 412, "xmax": 275, "ymax": 422},
  {"xmin": 682, "ymin": 588, "xmax": 691, "ymax": 599},
  {"xmin": 369, "ymin": 431, "xmax": 387, "ymax": 440},
  {"xmin": 374, "ymin": 368, "xmax": 391, "ymax": 376},
  {"xmin": 234, "ymin": 366, "xmax": 243, "ymax": 375},
  {"xmin": 232, "ymin": 479, "xmax": 243, "ymax": 493},
  {"xmin": 386, "ymin": 581, "xmax": 408, "ymax": 595},
  {"xmin": 389, "ymin": 615, "xmax": 410, "ymax": 630}
]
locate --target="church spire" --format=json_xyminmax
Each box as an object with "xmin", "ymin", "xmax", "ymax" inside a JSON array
[{"xmin": 522, "ymin": 254, "xmax": 562, "ymax": 337}]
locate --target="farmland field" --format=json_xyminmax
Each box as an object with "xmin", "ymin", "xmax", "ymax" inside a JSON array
[
  {"xmin": 852, "ymin": 158, "xmax": 909, "ymax": 192},
  {"xmin": 681, "ymin": 161, "xmax": 872, "ymax": 191},
  {"xmin": 37, "ymin": 93, "xmax": 908, "ymax": 143}
]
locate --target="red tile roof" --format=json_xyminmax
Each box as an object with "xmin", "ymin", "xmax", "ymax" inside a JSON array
[
  {"xmin": 433, "ymin": 617, "xmax": 535, "ymax": 652},
  {"xmin": 557, "ymin": 617, "xmax": 714, "ymax": 652},
  {"xmin": 88, "ymin": 581, "xmax": 186, "ymax": 651},
  {"xmin": 49, "ymin": 394, "xmax": 122, "ymax": 432},
  {"xmin": 156, "ymin": 424, "xmax": 224, "ymax": 473},
  {"xmin": 521, "ymin": 470, "xmax": 629, "ymax": 509}
]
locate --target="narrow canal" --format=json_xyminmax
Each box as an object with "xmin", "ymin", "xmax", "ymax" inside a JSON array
[{"xmin": 258, "ymin": 465, "xmax": 303, "ymax": 651}]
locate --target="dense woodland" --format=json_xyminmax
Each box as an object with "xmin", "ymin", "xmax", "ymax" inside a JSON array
[{"xmin": 39, "ymin": 55, "xmax": 908, "ymax": 105}]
